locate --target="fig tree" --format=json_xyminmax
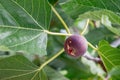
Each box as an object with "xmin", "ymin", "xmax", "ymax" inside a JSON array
[{"xmin": 64, "ymin": 34, "xmax": 88, "ymax": 58}]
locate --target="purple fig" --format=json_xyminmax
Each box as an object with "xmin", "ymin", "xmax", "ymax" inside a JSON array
[{"xmin": 64, "ymin": 34, "xmax": 88, "ymax": 58}]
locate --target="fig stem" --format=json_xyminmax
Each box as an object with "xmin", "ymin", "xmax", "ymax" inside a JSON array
[
  {"xmin": 37, "ymin": 48, "xmax": 64, "ymax": 71},
  {"xmin": 51, "ymin": 5, "xmax": 71, "ymax": 34},
  {"xmin": 83, "ymin": 53, "xmax": 101, "ymax": 62},
  {"xmin": 87, "ymin": 42, "xmax": 98, "ymax": 51},
  {"xmin": 81, "ymin": 19, "xmax": 90, "ymax": 35},
  {"xmin": 44, "ymin": 30, "xmax": 72, "ymax": 36},
  {"xmin": 105, "ymin": 74, "xmax": 110, "ymax": 80}
]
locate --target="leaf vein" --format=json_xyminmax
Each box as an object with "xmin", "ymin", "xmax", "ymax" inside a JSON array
[
  {"xmin": 1, "ymin": 70, "xmax": 37, "ymax": 80},
  {"xmin": 8, "ymin": 33, "xmax": 43, "ymax": 48}
]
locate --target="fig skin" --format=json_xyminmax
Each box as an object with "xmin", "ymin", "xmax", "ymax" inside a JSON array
[{"xmin": 64, "ymin": 34, "xmax": 88, "ymax": 58}]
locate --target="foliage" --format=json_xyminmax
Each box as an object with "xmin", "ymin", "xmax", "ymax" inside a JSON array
[{"xmin": 0, "ymin": 0, "xmax": 120, "ymax": 80}]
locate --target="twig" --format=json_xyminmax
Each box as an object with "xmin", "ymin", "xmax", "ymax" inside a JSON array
[
  {"xmin": 38, "ymin": 49, "xmax": 64, "ymax": 71},
  {"xmin": 50, "ymin": 5, "xmax": 71, "ymax": 34},
  {"xmin": 87, "ymin": 42, "xmax": 98, "ymax": 51},
  {"xmin": 44, "ymin": 30, "xmax": 72, "ymax": 36},
  {"xmin": 81, "ymin": 19, "xmax": 90, "ymax": 35}
]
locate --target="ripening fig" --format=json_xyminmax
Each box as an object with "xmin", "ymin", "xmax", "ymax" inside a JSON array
[{"xmin": 64, "ymin": 34, "xmax": 88, "ymax": 58}]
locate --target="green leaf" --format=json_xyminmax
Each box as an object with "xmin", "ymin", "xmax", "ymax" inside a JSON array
[
  {"xmin": 48, "ymin": 0, "xmax": 58, "ymax": 5},
  {"xmin": 14, "ymin": 0, "xmax": 51, "ymax": 29},
  {"xmin": 109, "ymin": 66, "xmax": 120, "ymax": 80},
  {"xmin": 78, "ymin": 10, "xmax": 120, "ymax": 25},
  {"xmin": 98, "ymin": 40, "xmax": 120, "ymax": 71},
  {"xmin": 59, "ymin": 56, "xmax": 94, "ymax": 79},
  {"xmin": 0, "ymin": 55, "xmax": 47, "ymax": 80},
  {"xmin": 77, "ymin": 10, "xmax": 120, "ymax": 36},
  {"xmin": 61, "ymin": 0, "xmax": 120, "ymax": 19},
  {"xmin": 101, "ymin": 15, "xmax": 120, "ymax": 36},
  {"xmin": 60, "ymin": 0, "xmax": 96, "ymax": 19},
  {"xmin": 45, "ymin": 66, "xmax": 69, "ymax": 80},
  {"xmin": 75, "ymin": 0, "xmax": 120, "ymax": 12},
  {"xmin": 40, "ymin": 69, "xmax": 48, "ymax": 80},
  {"xmin": 61, "ymin": 0, "xmax": 120, "ymax": 36},
  {"xmin": 0, "ymin": 0, "xmax": 52, "ymax": 56},
  {"xmin": 98, "ymin": 40, "xmax": 120, "ymax": 80},
  {"xmin": 0, "ymin": 25, "xmax": 47, "ymax": 56},
  {"xmin": 85, "ymin": 26, "xmax": 114, "ymax": 45}
]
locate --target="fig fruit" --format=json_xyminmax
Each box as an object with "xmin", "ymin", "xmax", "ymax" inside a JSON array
[{"xmin": 64, "ymin": 34, "xmax": 88, "ymax": 58}]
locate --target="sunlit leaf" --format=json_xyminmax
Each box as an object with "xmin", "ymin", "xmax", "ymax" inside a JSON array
[
  {"xmin": 98, "ymin": 40, "xmax": 120, "ymax": 72},
  {"xmin": 0, "ymin": 0, "xmax": 52, "ymax": 56},
  {"xmin": 98, "ymin": 40, "xmax": 120, "ymax": 79}
]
